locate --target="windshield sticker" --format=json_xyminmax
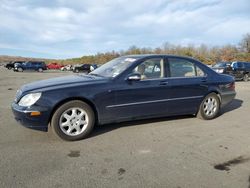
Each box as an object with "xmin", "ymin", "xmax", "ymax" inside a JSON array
[{"xmin": 124, "ymin": 58, "xmax": 136, "ymax": 62}]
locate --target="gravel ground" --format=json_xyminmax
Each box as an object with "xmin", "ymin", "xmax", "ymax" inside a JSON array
[{"xmin": 0, "ymin": 67, "xmax": 250, "ymax": 188}]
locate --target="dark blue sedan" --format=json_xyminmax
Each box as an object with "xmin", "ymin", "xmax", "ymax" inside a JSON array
[{"xmin": 12, "ymin": 55, "xmax": 236, "ymax": 141}]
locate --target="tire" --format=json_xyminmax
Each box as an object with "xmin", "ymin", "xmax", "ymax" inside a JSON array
[
  {"xmin": 8, "ymin": 67, "xmax": 11, "ymax": 70},
  {"xmin": 51, "ymin": 100, "xmax": 95, "ymax": 141},
  {"xmin": 17, "ymin": 67, "xmax": 23, "ymax": 72},
  {"xmin": 197, "ymin": 93, "xmax": 220, "ymax": 120},
  {"xmin": 38, "ymin": 68, "xmax": 43, "ymax": 72},
  {"xmin": 243, "ymin": 74, "xmax": 249, "ymax": 82}
]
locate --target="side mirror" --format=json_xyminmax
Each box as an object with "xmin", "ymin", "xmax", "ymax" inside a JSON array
[{"xmin": 126, "ymin": 73, "xmax": 141, "ymax": 81}]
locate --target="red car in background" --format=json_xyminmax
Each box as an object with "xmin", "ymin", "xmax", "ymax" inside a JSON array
[{"xmin": 47, "ymin": 63, "xmax": 63, "ymax": 69}]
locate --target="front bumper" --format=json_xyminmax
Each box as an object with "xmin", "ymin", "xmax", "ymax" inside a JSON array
[{"xmin": 11, "ymin": 103, "xmax": 50, "ymax": 131}]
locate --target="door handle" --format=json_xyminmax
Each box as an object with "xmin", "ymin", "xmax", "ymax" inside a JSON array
[{"xmin": 159, "ymin": 81, "xmax": 168, "ymax": 86}]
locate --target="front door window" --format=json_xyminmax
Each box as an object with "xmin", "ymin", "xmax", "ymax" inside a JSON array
[{"xmin": 133, "ymin": 58, "xmax": 165, "ymax": 80}]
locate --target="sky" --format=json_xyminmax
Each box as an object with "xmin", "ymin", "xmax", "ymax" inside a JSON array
[{"xmin": 0, "ymin": 0, "xmax": 250, "ymax": 59}]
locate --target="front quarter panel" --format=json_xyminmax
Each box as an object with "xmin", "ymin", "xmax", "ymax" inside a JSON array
[{"xmin": 36, "ymin": 80, "xmax": 115, "ymax": 125}]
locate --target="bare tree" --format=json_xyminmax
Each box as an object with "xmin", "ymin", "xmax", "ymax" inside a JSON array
[{"xmin": 240, "ymin": 33, "xmax": 250, "ymax": 53}]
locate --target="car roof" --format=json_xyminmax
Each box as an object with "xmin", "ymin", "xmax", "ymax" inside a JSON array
[{"xmin": 122, "ymin": 54, "xmax": 199, "ymax": 61}]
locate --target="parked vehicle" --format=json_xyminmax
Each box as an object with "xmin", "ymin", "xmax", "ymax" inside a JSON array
[
  {"xmin": 211, "ymin": 62, "xmax": 232, "ymax": 74},
  {"xmin": 61, "ymin": 65, "xmax": 73, "ymax": 71},
  {"xmin": 5, "ymin": 61, "xmax": 25, "ymax": 70},
  {"xmin": 91, "ymin": 64, "xmax": 98, "ymax": 71},
  {"xmin": 47, "ymin": 63, "xmax": 63, "ymax": 70},
  {"xmin": 230, "ymin": 61, "xmax": 250, "ymax": 81},
  {"xmin": 5, "ymin": 62, "xmax": 15, "ymax": 69},
  {"xmin": 14, "ymin": 61, "xmax": 47, "ymax": 72},
  {"xmin": 212, "ymin": 61, "xmax": 250, "ymax": 81},
  {"xmin": 12, "ymin": 55, "xmax": 236, "ymax": 141},
  {"xmin": 73, "ymin": 64, "xmax": 91, "ymax": 73},
  {"xmin": 73, "ymin": 64, "xmax": 97, "ymax": 73}
]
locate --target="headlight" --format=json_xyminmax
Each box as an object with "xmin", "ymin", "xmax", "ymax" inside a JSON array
[{"xmin": 18, "ymin": 93, "xmax": 42, "ymax": 107}]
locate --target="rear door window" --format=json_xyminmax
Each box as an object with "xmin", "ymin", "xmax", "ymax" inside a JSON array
[{"xmin": 167, "ymin": 58, "xmax": 205, "ymax": 77}]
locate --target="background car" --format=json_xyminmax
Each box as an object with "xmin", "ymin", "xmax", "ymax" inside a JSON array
[
  {"xmin": 12, "ymin": 55, "xmax": 236, "ymax": 141},
  {"xmin": 212, "ymin": 61, "xmax": 250, "ymax": 81},
  {"xmin": 5, "ymin": 61, "xmax": 15, "ymax": 69},
  {"xmin": 46, "ymin": 63, "xmax": 63, "ymax": 70},
  {"xmin": 61, "ymin": 65, "xmax": 73, "ymax": 71},
  {"xmin": 14, "ymin": 61, "xmax": 47, "ymax": 72},
  {"xmin": 231, "ymin": 61, "xmax": 250, "ymax": 81},
  {"xmin": 73, "ymin": 64, "xmax": 96, "ymax": 73},
  {"xmin": 5, "ymin": 61, "xmax": 25, "ymax": 70},
  {"xmin": 211, "ymin": 62, "xmax": 232, "ymax": 74}
]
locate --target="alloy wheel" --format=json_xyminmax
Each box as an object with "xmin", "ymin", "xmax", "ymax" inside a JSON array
[
  {"xmin": 59, "ymin": 107, "xmax": 89, "ymax": 136},
  {"xmin": 203, "ymin": 97, "xmax": 218, "ymax": 117}
]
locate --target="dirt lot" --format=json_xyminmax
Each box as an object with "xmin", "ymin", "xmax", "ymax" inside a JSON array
[{"xmin": 0, "ymin": 67, "xmax": 250, "ymax": 188}]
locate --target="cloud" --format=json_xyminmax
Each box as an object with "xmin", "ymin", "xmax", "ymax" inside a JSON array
[{"xmin": 0, "ymin": 0, "xmax": 249, "ymax": 58}]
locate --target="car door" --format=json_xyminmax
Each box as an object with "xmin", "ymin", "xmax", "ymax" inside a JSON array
[
  {"xmin": 165, "ymin": 57, "xmax": 208, "ymax": 115},
  {"xmin": 108, "ymin": 57, "xmax": 170, "ymax": 120},
  {"xmin": 23, "ymin": 62, "xmax": 30, "ymax": 70},
  {"xmin": 33, "ymin": 62, "xmax": 39, "ymax": 70}
]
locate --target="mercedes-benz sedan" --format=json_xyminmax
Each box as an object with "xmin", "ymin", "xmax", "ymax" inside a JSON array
[{"xmin": 12, "ymin": 55, "xmax": 236, "ymax": 141}]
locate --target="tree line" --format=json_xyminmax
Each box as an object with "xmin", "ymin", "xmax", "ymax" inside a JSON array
[{"xmin": 62, "ymin": 33, "xmax": 250, "ymax": 65}]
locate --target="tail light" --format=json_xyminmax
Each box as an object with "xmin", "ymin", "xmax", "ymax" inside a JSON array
[{"xmin": 227, "ymin": 82, "xmax": 235, "ymax": 90}]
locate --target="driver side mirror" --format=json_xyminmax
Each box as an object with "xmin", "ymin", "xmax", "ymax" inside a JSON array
[{"xmin": 126, "ymin": 73, "xmax": 141, "ymax": 81}]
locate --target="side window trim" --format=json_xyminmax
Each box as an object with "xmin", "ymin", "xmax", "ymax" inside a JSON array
[
  {"xmin": 166, "ymin": 57, "xmax": 206, "ymax": 78},
  {"xmin": 132, "ymin": 57, "xmax": 166, "ymax": 81}
]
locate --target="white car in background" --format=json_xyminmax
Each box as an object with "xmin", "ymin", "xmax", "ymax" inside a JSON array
[{"xmin": 61, "ymin": 65, "xmax": 73, "ymax": 71}]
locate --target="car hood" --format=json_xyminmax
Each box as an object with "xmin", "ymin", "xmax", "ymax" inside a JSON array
[{"xmin": 21, "ymin": 74, "xmax": 107, "ymax": 93}]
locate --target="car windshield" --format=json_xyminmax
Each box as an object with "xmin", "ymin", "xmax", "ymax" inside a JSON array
[
  {"xmin": 90, "ymin": 57, "xmax": 138, "ymax": 78},
  {"xmin": 212, "ymin": 62, "xmax": 230, "ymax": 68}
]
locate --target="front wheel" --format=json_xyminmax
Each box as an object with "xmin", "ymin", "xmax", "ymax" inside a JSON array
[
  {"xmin": 51, "ymin": 100, "xmax": 95, "ymax": 141},
  {"xmin": 197, "ymin": 93, "xmax": 220, "ymax": 120},
  {"xmin": 17, "ymin": 67, "xmax": 23, "ymax": 72}
]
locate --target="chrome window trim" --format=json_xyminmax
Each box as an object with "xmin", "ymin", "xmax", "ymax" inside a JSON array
[
  {"xmin": 164, "ymin": 76, "xmax": 207, "ymax": 79},
  {"xmin": 106, "ymin": 95, "xmax": 203, "ymax": 108},
  {"xmin": 136, "ymin": 75, "xmax": 207, "ymax": 81}
]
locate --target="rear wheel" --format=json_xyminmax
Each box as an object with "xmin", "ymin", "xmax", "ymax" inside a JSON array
[
  {"xmin": 243, "ymin": 74, "xmax": 249, "ymax": 82},
  {"xmin": 51, "ymin": 100, "xmax": 95, "ymax": 141},
  {"xmin": 197, "ymin": 93, "xmax": 220, "ymax": 120}
]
